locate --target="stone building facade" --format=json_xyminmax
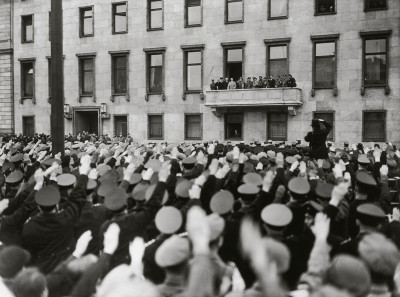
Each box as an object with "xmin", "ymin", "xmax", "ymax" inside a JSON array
[
  {"xmin": 0, "ymin": 0, "xmax": 13, "ymax": 134},
  {"xmin": 11, "ymin": 0, "xmax": 400, "ymax": 144}
]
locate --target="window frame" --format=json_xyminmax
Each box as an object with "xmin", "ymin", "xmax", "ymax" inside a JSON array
[
  {"xmin": 264, "ymin": 38, "xmax": 291, "ymax": 78},
  {"xmin": 21, "ymin": 14, "xmax": 34, "ymax": 44},
  {"xmin": 49, "ymin": 11, "xmax": 51, "ymax": 41},
  {"xmin": 147, "ymin": 0, "xmax": 164, "ymax": 31},
  {"xmin": 181, "ymin": 44, "xmax": 205, "ymax": 94},
  {"xmin": 114, "ymin": 114, "xmax": 129, "ymax": 137},
  {"xmin": 148, "ymin": 114, "xmax": 164, "ymax": 140},
  {"xmin": 222, "ymin": 41, "xmax": 246, "ymax": 81},
  {"xmin": 313, "ymin": 111, "xmax": 335, "ymax": 141},
  {"xmin": 225, "ymin": 0, "xmax": 244, "ymax": 24},
  {"xmin": 267, "ymin": 112, "xmax": 288, "ymax": 141},
  {"xmin": 79, "ymin": 6, "xmax": 94, "ymax": 38},
  {"xmin": 362, "ymin": 110, "xmax": 386, "ymax": 142},
  {"xmin": 185, "ymin": 0, "xmax": 203, "ymax": 27},
  {"xmin": 224, "ymin": 113, "xmax": 244, "ymax": 141},
  {"xmin": 364, "ymin": 0, "xmax": 388, "ymax": 12},
  {"xmin": 144, "ymin": 47, "xmax": 166, "ymax": 95},
  {"xmin": 112, "ymin": 2, "xmax": 128, "ymax": 34},
  {"xmin": 360, "ymin": 30, "xmax": 391, "ymax": 88},
  {"xmin": 77, "ymin": 53, "xmax": 96, "ymax": 98},
  {"xmin": 109, "ymin": 50, "xmax": 130, "ymax": 96},
  {"xmin": 268, "ymin": 0, "xmax": 289, "ymax": 20},
  {"xmin": 311, "ymin": 34, "xmax": 339, "ymax": 90},
  {"xmin": 315, "ymin": 0, "xmax": 336, "ymax": 16},
  {"xmin": 19, "ymin": 58, "xmax": 36, "ymax": 101},
  {"xmin": 185, "ymin": 113, "xmax": 203, "ymax": 140}
]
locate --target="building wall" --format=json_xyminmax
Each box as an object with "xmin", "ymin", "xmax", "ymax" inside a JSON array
[
  {"xmin": 0, "ymin": 0, "xmax": 13, "ymax": 135},
  {"xmin": 12, "ymin": 0, "xmax": 400, "ymax": 144}
]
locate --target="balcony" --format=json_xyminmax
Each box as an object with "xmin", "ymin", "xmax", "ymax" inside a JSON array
[{"xmin": 205, "ymin": 87, "xmax": 302, "ymax": 108}]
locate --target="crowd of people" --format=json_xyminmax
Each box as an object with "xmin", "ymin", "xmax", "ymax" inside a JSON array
[
  {"xmin": 210, "ymin": 74, "xmax": 297, "ymax": 90},
  {"xmin": 0, "ymin": 117, "xmax": 400, "ymax": 297}
]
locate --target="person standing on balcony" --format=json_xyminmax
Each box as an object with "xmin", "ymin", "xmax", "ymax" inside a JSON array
[
  {"xmin": 236, "ymin": 77, "xmax": 245, "ymax": 89},
  {"xmin": 245, "ymin": 77, "xmax": 253, "ymax": 89},
  {"xmin": 210, "ymin": 79, "xmax": 217, "ymax": 90},
  {"xmin": 275, "ymin": 75, "xmax": 283, "ymax": 87},
  {"xmin": 304, "ymin": 118, "xmax": 332, "ymax": 160},
  {"xmin": 227, "ymin": 78, "xmax": 237, "ymax": 90}
]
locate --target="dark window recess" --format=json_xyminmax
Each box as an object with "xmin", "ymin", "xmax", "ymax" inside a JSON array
[
  {"xmin": 22, "ymin": 15, "xmax": 33, "ymax": 43},
  {"xmin": 226, "ymin": 0, "xmax": 243, "ymax": 22},
  {"xmin": 186, "ymin": 51, "xmax": 202, "ymax": 91},
  {"xmin": 364, "ymin": 38, "xmax": 387, "ymax": 86},
  {"xmin": 21, "ymin": 62, "xmax": 34, "ymax": 97},
  {"xmin": 148, "ymin": 115, "xmax": 163, "ymax": 139},
  {"xmin": 268, "ymin": 45, "xmax": 288, "ymax": 77},
  {"xmin": 186, "ymin": 0, "xmax": 201, "ymax": 26},
  {"xmin": 314, "ymin": 42, "xmax": 335, "ymax": 88},
  {"xmin": 149, "ymin": 0, "xmax": 163, "ymax": 29},
  {"xmin": 185, "ymin": 114, "xmax": 202, "ymax": 139},
  {"xmin": 80, "ymin": 58, "xmax": 94, "ymax": 95},
  {"xmin": 149, "ymin": 54, "xmax": 163, "ymax": 93},
  {"xmin": 225, "ymin": 48, "xmax": 243, "ymax": 81},
  {"xmin": 366, "ymin": 0, "xmax": 387, "ymax": 10},
  {"xmin": 314, "ymin": 112, "xmax": 334, "ymax": 141},
  {"xmin": 80, "ymin": 7, "xmax": 93, "ymax": 36},
  {"xmin": 268, "ymin": 113, "xmax": 287, "ymax": 141},
  {"xmin": 23, "ymin": 117, "xmax": 35, "ymax": 137},
  {"xmin": 363, "ymin": 112, "xmax": 386, "ymax": 142},
  {"xmin": 113, "ymin": 55, "xmax": 128, "ymax": 94},
  {"xmin": 114, "ymin": 116, "xmax": 128, "ymax": 137},
  {"xmin": 225, "ymin": 114, "xmax": 243, "ymax": 140},
  {"xmin": 113, "ymin": 3, "xmax": 127, "ymax": 33},
  {"xmin": 316, "ymin": 0, "xmax": 335, "ymax": 14}
]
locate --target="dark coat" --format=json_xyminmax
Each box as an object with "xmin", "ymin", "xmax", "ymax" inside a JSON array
[{"xmin": 304, "ymin": 120, "xmax": 332, "ymax": 160}]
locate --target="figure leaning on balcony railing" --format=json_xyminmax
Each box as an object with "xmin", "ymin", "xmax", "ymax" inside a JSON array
[
  {"xmin": 227, "ymin": 78, "xmax": 237, "ymax": 90},
  {"xmin": 305, "ymin": 118, "xmax": 333, "ymax": 160}
]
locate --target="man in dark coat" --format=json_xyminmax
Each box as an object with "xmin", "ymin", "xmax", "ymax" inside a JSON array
[{"xmin": 304, "ymin": 118, "xmax": 332, "ymax": 160}]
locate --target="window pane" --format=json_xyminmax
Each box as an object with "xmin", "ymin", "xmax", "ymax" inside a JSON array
[
  {"xmin": 83, "ymin": 17, "xmax": 93, "ymax": 35},
  {"xmin": 315, "ymin": 56, "xmax": 335, "ymax": 87},
  {"xmin": 115, "ymin": 69, "xmax": 127, "ymax": 93},
  {"xmin": 115, "ymin": 15, "xmax": 127, "ymax": 32},
  {"xmin": 149, "ymin": 115, "xmax": 163, "ymax": 138},
  {"xmin": 269, "ymin": 113, "xmax": 287, "ymax": 140},
  {"xmin": 150, "ymin": 10, "xmax": 163, "ymax": 28},
  {"xmin": 84, "ymin": 9, "xmax": 93, "ymax": 17},
  {"xmin": 367, "ymin": 0, "xmax": 387, "ymax": 9},
  {"xmin": 365, "ymin": 54, "xmax": 386, "ymax": 84},
  {"xmin": 188, "ymin": 6, "xmax": 201, "ymax": 25},
  {"xmin": 269, "ymin": 60, "xmax": 287, "ymax": 77},
  {"xmin": 316, "ymin": 42, "xmax": 335, "ymax": 56},
  {"xmin": 188, "ymin": 51, "xmax": 201, "ymax": 64},
  {"xmin": 23, "ymin": 16, "xmax": 33, "ymax": 41},
  {"xmin": 186, "ymin": 115, "xmax": 202, "ymax": 139},
  {"xmin": 83, "ymin": 72, "xmax": 94, "ymax": 94},
  {"xmin": 151, "ymin": 0, "xmax": 162, "ymax": 9},
  {"xmin": 316, "ymin": 0, "xmax": 335, "ymax": 13},
  {"xmin": 365, "ymin": 39, "xmax": 386, "ymax": 54},
  {"xmin": 187, "ymin": 0, "xmax": 201, "ymax": 5},
  {"xmin": 150, "ymin": 67, "xmax": 163, "ymax": 92},
  {"xmin": 116, "ymin": 4, "xmax": 127, "ymax": 13},
  {"xmin": 151, "ymin": 54, "xmax": 162, "ymax": 66},
  {"xmin": 364, "ymin": 113, "xmax": 385, "ymax": 141},
  {"xmin": 365, "ymin": 112, "xmax": 385, "ymax": 121},
  {"xmin": 228, "ymin": 1, "xmax": 243, "ymax": 22},
  {"xmin": 226, "ymin": 114, "xmax": 243, "ymax": 123},
  {"xmin": 22, "ymin": 63, "xmax": 34, "ymax": 97},
  {"xmin": 270, "ymin": 46, "xmax": 287, "ymax": 59},
  {"xmin": 270, "ymin": 0, "xmax": 287, "ymax": 17},
  {"xmin": 83, "ymin": 59, "xmax": 94, "ymax": 71},
  {"xmin": 115, "ymin": 56, "xmax": 127, "ymax": 69},
  {"xmin": 115, "ymin": 116, "xmax": 128, "ymax": 137},
  {"xmin": 227, "ymin": 49, "xmax": 242, "ymax": 62},
  {"xmin": 187, "ymin": 65, "xmax": 201, "ymax": 90}
]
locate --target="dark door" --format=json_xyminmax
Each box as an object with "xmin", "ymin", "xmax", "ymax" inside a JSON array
[
  {"xmin": 23, "ymin": 116, "xmax": 35, "ymax": 137},
  {"xmin": 74, "ymin": 110, "xmax": 99, "ymax": 135},
  {"xmin": 114, "ymin": 116, "xmax": 128, "ymax": 137}
]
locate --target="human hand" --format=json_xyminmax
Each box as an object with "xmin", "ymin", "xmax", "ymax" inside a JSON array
[
  {"xmin": 311, "ymin": 213, "xmax": 330, "ymax": 242},
  {"xmin": 290, "ymin": 161, "xmax": 299, "ymax": 172},
  {"xmin": 332, "ymin": 164, "xmax": 343, "ymax": 179},
  {"xmin": 207, "ymin": 144, "xmax": 215, "ymax": 155},
  {"xmin": 380, "ymin": 165, "xmax": 389, "ymax": 178},
  {"xmin": 0, "ymin": 199, "xmax": 9, "ymax": 215},
  {"xmin": 317, "ymin": 159, "xmax": 324, "ymax": 169},
  {"xmin": 34, "ymin": 169, "xmax": 45, "ymax": 190},
  {"xmin": 330, "ymin": 182, "xmax": 348, "ymax": 207},
  {"xmin": 189, "ymin": 184, "xmax": 201, "ymax": 199},
  {"xmin": 389, "ymin": 208, "xmax": 400, "ymax": 223},
  {"xmin": 232, "ymin": 146, "xmax": 240, "ymax": 159},
  {"xmin": 208, "ymin": 158, "xmax": 219, "ymax": 176},
  {"xmin": 88, "ymin": 168, "xmax": 99, "ymax": 180},
  {"xmin": 79, "ymin": 154, "xmax": 92, "ymax": 176},
  {"xmin": 238, "ymin": 153, "xmax": 248, "ymax": 164},
  {"xmin": 73, "ymin": 230, "xmax": 92, "ymax": 258},
  {"xmin": 194, "ymin": 174, "xmax": 207, "ymax": 187},
  {"xmin": 103, "ymin": 223, "xmax": 120, "ymax": 255},
  {"xmin": 186, "ymin": 206, "xmax": 210, "ymax": 255},
  {"xmin": 129, "ymin": 237, "xmax": 145, "ymax": 276},
  {"xmin": 276, "ymin": 153, "xmax": 284, "ymax": 168},
  {"xmin": 158, "ymin": 163, "xmax": 170, "ymax": 183},
  {"xmin": 123, "ymin": 163, "xmax": 136, "ymax": 181}
]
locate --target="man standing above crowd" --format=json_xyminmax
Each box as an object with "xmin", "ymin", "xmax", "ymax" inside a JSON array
[{"xmin": 304, "ymin": 118, "xmax": 332, "ymax": 160}]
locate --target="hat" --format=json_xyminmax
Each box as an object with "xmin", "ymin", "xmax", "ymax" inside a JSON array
[
  {"xmin": 5, "ymin": 170, "xmax": 23, "ymax": 184},
  {"xmin": 155, "ymin": 207, "xmax": 183, "ymax": 234},
  {"xmin": 182, "ymin": 157, "xmax": 196, "ymax": 166},
  {"xmin": 357, "ymin": 154, "xmax": 370, "ymax": 166},
  {"xmin": 104, "ymin": 187, "xmax": 128, "ymax": 211},
  {"xmin": 87, "ymin": 179, "xmax": 97, "ymax": 191},
  {"xmin": 242, "ymin": 173, "xmax": 263, "ymax": 187},
  {"xmin": 315, "ymin": 182, "xmax": 334, "ymax": 199},
  {"xmin": 56, "ymin": 173, "xmax": 76, "ymax": 187},
  {"xmin": 97, "ymin": 164, "xmax": 112, "ymax": 177},
  {"xmin": 155, "ymin": 236, "xmax": 190, "ymax": 267},
  {"xmin": 288, "ymin": 177, "xmax": 310, "ymax": 195},
  {"xmin": 42, "ymin": 158, "xmax": 61, "ymax": 167},
  {"xmin": 356, "ymin": 203, "xmax": 385, "ymax": 227},
  {"xmin": 35, "ymin": 186, "xmax": 61, "ymax": 207},
  {"xmin": 0, "ymin": 246, "xmax": 31, "ymax": 278},
  {"xmin": 237, "ymin": 183, "xmax": 260, "ymax": 196},
  {"xmin": 285, "ymin": 156, "xmax": 296, "ymax": 164},
  {"xmin": 261, "ymin": 204, "xmax": 293, "ymax": 228},
  {"xmin": 145, "ymin": 184, "xmax": 168, "ymax": 204},
  {"xmin": 210, "ymin": 190, "xmax": 234, "ymax": 215},
  {"xmin": 175, "ymin": 180, "xmax": 193, "ymax": 198},
  {"xmin": 326, "ymin": 255, "xmax": 371, "ymax": 297},
  {"xmin": 356, "ymin": 172, "xmax": 377, "ymax": 187},
  {"xmin": 145, "ymin": 159, "xmax": 162, "ymax": 172},
  {"xmin": 131, "ymin": 182, "xmax": 150, "ymax": 201},
  {"xmin": 9, "ymin": 153, "xmax": 23, "ymax": 163},
  {"xmin": 129, "ymin": 173, "xmax": 142, "ymax": 185},
  {"xmin": 207, "ymin": 213, "xmax": 225, "ymax": 241},
  {"xmin": 322, "ymin": 159, "xmax": 331, "ymax": 169},
  {"xmin": 2, "ymin": 161, "xmax": 15, "ymax": 172},
  {"xmin": 263, "ymin": 238, "xmax": 291, "ymax": 273},
  {"xmin": 243, "ymin": 162, "xmax": 255, "ymax": 173},
  {"xmin": 97, "ymin": 179, "xmax": 118, "ymax": 197}
]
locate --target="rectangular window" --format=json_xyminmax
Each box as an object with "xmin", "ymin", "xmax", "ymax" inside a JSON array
[
  {"xmin": 363, "ymin": 37, "xmax": 388, "ymax": 86},
  {"xmin": 112, "ymin": 2, "xmax": 128, "ymax": 33},
  {"xmin": 365, "ymin": 0, "xmax": 387, "ymax": 11},
  {"xmin": 313, "ymin": 41, "xmax": 336, "ymax": 88},
  {"xmin": 112, "ymin": 54, "xmax": 128, "ymax": 94},
  {"xmin": 314, "ymin": 112, "xmax": 334, "ymax": 141},
  {"xmin": 268, "ymin": 113, "xmax": 287, "ymax": 141},
  {"xmin": 146, "ymin": 50, "xmax": 165, "ymax": 93},
  {"xmin": 79, "ymin": 57, "xmax": 95, "ymax": 95},
  {"xmin": 114, "ymin": 115, "xmax": 128, "ymax": 137},
  {"xmin": 21, "ymin": 15, "xmax": 33, "ymax": 43},
  {"xmin": 226, "ymin": 0, "xmax": 243, "ymax": 23},
  {"xmin": 268, "ymin": 45, "xmax": 288, "ymax": 77},
  {"xmin": 184, "ymin": 50, "xmax": 202, "ymax": 91},
  {"xmin": 315, "ymin": 0, "xmax": 335, "ymax": 14},
  {"xmin": 185, "ymin": 114, "xmax": 202, "ymax": 140},
  {"xmin": 48, "ymin": 59, "xmax": 51, "ymax": 97},
  {"xmin": 49, "ymin": 12, "xmax": 51, "ymax": 41},
  {"xmin": 21, "ymin": 61, "xmax": 34, "ymax": 98},
  {"xmin": 80, "ymin": 6, "xmax": 94, "ymax": 37},
  {"xmin": 363, "ymin": 111, "xmax": 386, "ymax": 142},
  {"xmin": 185, "ymin": 0, "xmax": 202, "ymax": 27},
  {"xmin": 148, "ymin": 0, "xmax": 163, "ymax": 30},
  {"xmin": 225, "ymin": 113, "xmax": 243, "ymax": 140},
  {"xmin": 224, "ymin": 46, "xmax": 244, "ymax": 81},
  {"xmin": 23, "ymin": 116, "xmax": 35, "ymax": 137},
  {"xmin": 269, "ymin": 0, "xmax": 288, "ymax": 19},
  {"xmin": 148, "ymin": 114, "xmax": 163, "ymax": 139}
]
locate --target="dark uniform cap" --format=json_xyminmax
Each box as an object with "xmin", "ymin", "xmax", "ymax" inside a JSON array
[
  {"xmin": 35, "ymin": 186, "xmax": 61, "ymax": 207},
  {"xmin": 131, "ymin": 182, "xmax": 150, "ymax": 201},
  {"xmin": 356, "ymin": 172, "xmax": 377, "ymax": 187},
  {"xmin": 56, "ymin": 173, "xmax": 77, "ymax": 187},
  {"xmin": 182, "ymin": 157, "xmax": 196, "ymax": 165},
  {"xmin": 155, "ymin": 236, "xmax": 190, "ymax": 268},
  {"xmin": 97, "ymin": 179, "xmax": 118, "ymax": 197},
  {"xmin": 210, "ymin": 190, "xmax": 234, "ymax": 215},
  {"xmin": 315, "ymin": 182, "xmax": 334, "ymax": 199},
  {"xmin": 237, "ymin": 183, "xmax": 260, "ymax": 195},
  {"xmin": 285, "ymin": 156, "xmax": 296, "ymax": 164},
  {"xmin": 42, "ymin": 158, "xmax": 61, "ymax": 167},
  {"xmin": 9, "ymin": 153, "xmax": 23, "ymax": 163},
  {"xmin": 99, "ymin": 170, "xmax": 119, "ymax": 184},
  {"xmin": 288, "ymin": 177, "xmax": 310, "ymax": 195},
  {"xmin": 145, "ymin": 184, "xmax": 168, "ymax": 205},
  {"xmin": 155, "ymin": 206, "xmax": 183, "ymax": 234},
  {"xmin": 104, "ymin": 186, "xmax": 128, "ymax": 211},
  {"xmin": 0, "ymin": 246, "xmax": 31, "ymax": 279},
  {"xmin": 87, "ymin": 179, "xmax": 97, "ymax": 190},
  {"xmin": 145, "ymin": 159, "xmax": 162, "ymax": 172},
  {"xmin": 2, "ymin": 162, "xmax": 15, "ymax": 172},
  {"xmin": 358, "ymin": 154, "xmax": 370, "ymax": 165},
  {"xmin": 175, "ymin": 180, "xmax": 194, "ymax": 198},
  {"xmin": 242, "ymin": 172, "xmax": 263, "ymax": 187},
  {"xmin": 356, "ymin": 203, "xmax": 385, "ymax": 219},
  {"xmin": 261, "ymin": 204, "xmax": 293, "ymax": 227},
  {"xmin": 129, "ymin": 173, "xmax": 142, "ymax": 185},
  {"xmin": 97, "ymin": 164, "xmax": 111, "ymax": 177},
  {"xmin": 5, "ymin": 170, "xmax": 23, "ymax": 184}
]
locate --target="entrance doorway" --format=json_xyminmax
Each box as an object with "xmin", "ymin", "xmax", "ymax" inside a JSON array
[{"xmin": 73, "ymin": 109, "xmax": 100, "ymax": 135}]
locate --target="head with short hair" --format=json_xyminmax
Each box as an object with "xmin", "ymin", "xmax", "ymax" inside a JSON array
[{"xmin": 12, "ymin": 268, "xmax": 47, "ymax": 297}]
